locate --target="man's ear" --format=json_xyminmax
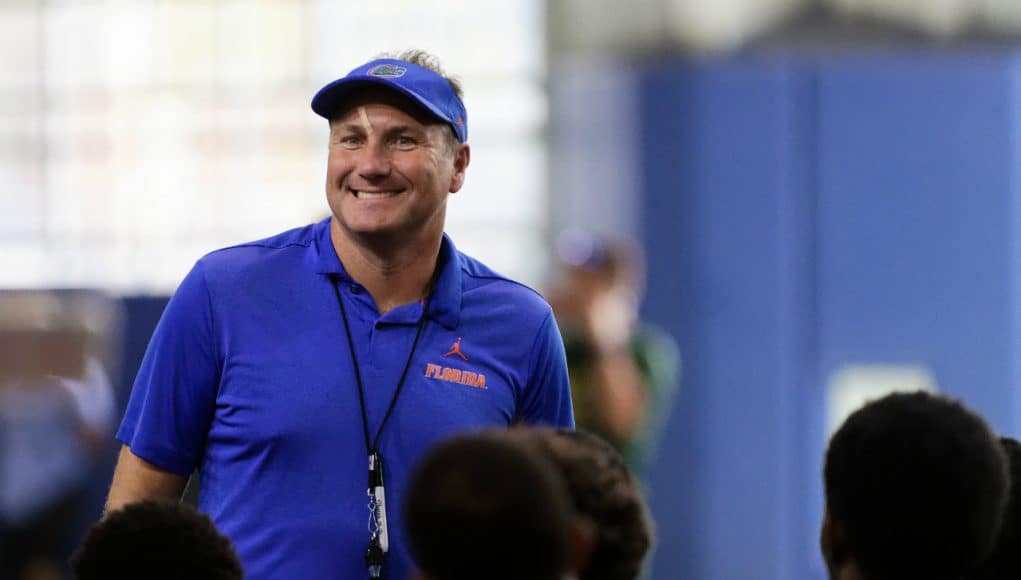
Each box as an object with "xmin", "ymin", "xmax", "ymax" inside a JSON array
[
  {"xmin": 821, "ymin": 507, "xmax": 851, "ymax": 578},
  {"xmin": 449, "ymin": 143, "xmax": 470, "ymax": 193},
  {"xmin": 568, "ymin": 516, "xmax": 597, "ymax": 577}
]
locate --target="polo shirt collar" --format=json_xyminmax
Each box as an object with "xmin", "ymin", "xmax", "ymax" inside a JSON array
[
  {"xmin": 313, "ymin": 218, "xmax": 348, "ymax": 278},
  {"xmin": 428, "ymin": 234, "xmax": 462, "ymax": 329},
  {"xmin": 313, "ymin": 218, "xmax": 462, "ymax": 329}
]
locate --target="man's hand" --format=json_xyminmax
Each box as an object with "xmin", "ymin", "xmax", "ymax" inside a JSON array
[{"xmin": 583, "ymin": 287, "xmax": 638, "ymax": 356}]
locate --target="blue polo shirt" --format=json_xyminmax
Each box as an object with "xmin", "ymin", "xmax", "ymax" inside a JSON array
[{"xmin": 117, "ymin": 219, "xmax": 574, "ymax": 580}]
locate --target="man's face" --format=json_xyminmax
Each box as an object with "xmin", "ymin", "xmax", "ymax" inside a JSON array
[{"xmin": 325, "ymin": 88, "xmax": 469, "ymax": 244}]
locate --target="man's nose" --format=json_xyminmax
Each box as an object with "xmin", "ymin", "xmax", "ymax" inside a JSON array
[{"xmin": 356, "ymin": 141, "xmax": 392, "ymax": 180}]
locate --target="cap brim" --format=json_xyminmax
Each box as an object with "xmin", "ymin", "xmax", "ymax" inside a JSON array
[{"xmin": 311, "ymin": 75, "xmax": 452, "ymax": 128}]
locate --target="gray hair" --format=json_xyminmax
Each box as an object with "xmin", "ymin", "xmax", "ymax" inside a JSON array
[{"xmin": 376, "ymin": 49, "xmax": 464, "ymax": 99}]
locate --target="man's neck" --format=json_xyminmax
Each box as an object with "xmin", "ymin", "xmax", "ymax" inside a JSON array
[{"xmin": 330, "ymin": 219, "xmax": 442, "ymax": 315}]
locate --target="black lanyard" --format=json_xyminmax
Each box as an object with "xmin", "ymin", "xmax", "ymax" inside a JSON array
[
  {"xmin": 331, "ymin": 278, "xmax": 429, "ymax": 453},
  {"xmin": 330, "ymin": 276, "xmax": 429, "ymax": 579}
]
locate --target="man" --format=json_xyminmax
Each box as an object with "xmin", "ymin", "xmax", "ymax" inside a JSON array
[
  {"xmin": 404, "ymin": 432, "xmax": 579, "ymax": 580},
  {"xmin": 106, "ymin": 50, "xmax": 574, "ymax": 580},
  {"xmin": 821, "ymin": 391, "xmax": 1008, "ymax": 580},
  {"xmin": 71, "ymin": 499, "xmax": 243, "ymax": 580},
  {"xmin": 970, "ymin": 437, "xmax": 1021, "ymax": 580},
  {"xmin": 502, "ymin": 428, "xmax": 653, "ymax": 580},
  {"xmin": 547, "ymin": 231, "xmax": 679, "ymax": 482}
]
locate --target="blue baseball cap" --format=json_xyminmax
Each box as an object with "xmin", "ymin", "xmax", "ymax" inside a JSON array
[{"xmin": 311, "ymin": 58, "xmax": 468, "ymax": 143}]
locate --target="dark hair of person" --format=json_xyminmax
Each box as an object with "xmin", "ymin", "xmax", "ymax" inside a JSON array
[
  {"xmin": 404, "ymin": 432, "xmax": 573, "ymax": 580},
  {"xmin": 970, "ymin": 437, "xmax": 1021, "ymax": 580},
  {"xmin": 506, "ymin": 428, "xmax": 653, "ymax": 580},
  {"xmin": 824, "ymin": 391, "xmax": 1008, "ymax": 580},
  {"xmin": 70, "ymin": 499, "xmax": 243, "ymax": 580}
]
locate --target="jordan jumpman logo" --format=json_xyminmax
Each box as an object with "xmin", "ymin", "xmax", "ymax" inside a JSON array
[{"xmin": 443, "ymin": 337, "xmax": 468, "ymax": 361}]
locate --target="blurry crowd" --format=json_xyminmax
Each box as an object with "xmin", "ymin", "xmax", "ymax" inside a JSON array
[{"xmin": 0, "ymin": 291, "xmax": 119, "ymax": 580}]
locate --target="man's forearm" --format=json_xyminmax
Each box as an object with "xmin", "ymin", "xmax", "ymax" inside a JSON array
[
  {"xmin": 591, "ymin": 352, "xmax": 648, "ymax": 441},
  {"xmin": 105, "ymin": 445, "xmax": 188, "ymax": 514}
]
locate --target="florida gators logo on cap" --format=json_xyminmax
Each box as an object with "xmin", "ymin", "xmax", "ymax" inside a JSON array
[{"xmin": 367, "ymin": 64, "xmax": 407, "ymax": 78}]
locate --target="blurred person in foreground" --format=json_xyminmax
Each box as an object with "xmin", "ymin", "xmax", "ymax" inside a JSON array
[
  {"xmin": 0, "ymin": 291, "xmax": 118, "ymax": 580},
  {"xmin": 104, "ymin": 49, "xmax": 573, "ymax": 580},
  {"xmin": 501, "ymin": 427, "xmax": 653, "ymax": 580},
  {"xmin": 821, "ymin": 391, "xmax": 1008, "ymax": 580},
  {"xmin": 547, "ymin": 231, "xmax": 679, "ymax": 481},
  {"xmin": 71, "ymin": 499, "xmax": 242, "ymax": 580},
  {"xmin": 404, "ymin": 432, "xmax": 590, "ymax": 580},
  {"xmin": 970, "ymin": 437, "xmax": 1021, "ymax": 580}
]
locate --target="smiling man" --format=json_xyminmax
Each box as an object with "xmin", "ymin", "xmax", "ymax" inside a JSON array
[{"xmin": 105, "ymin": 50, "xmax": 574, "ymax": 580}]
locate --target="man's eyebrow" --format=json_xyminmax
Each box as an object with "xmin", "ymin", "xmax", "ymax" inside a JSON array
[
  {"xmin": 332, "ymin": 123, "xmax": 366, "ymax": 134},
  {"xmin": 383, "ymin": 125, "xmax": 414, "ymax": 134}
]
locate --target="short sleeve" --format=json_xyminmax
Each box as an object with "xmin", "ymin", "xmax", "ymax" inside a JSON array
[
  {"xmin": 517, "ymin": 311, "xmax": 575, "ymax": 428},
  {"xmin": 116, "ymin": 260, "xmax": 221, "ymax": 476}
]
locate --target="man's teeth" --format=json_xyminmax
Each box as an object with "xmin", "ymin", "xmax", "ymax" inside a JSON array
[{"xmin": 354, "ymin": 190, "xmax": 401, "ymax": 200}]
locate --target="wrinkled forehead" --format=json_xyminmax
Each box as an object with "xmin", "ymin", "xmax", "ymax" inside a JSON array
[{"xmin": 328, "ymin": 86, "xmax": 443, "ymax": 129}]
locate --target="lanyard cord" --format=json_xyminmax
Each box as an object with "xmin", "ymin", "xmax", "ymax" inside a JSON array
[{"xmin": 330, "ymin": 277, "xmax": 429, "ymax": 454}]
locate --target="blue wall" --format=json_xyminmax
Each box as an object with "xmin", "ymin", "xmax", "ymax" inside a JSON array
[
  {"xmin": 553, "ymin": 49, "xmax": 1021, "ymax": 580},
  {"xmin": 815, "ymin": 53, "xmax": 1021, "ymax": 431},
  {"xmin": 639, "ymin": 57, "xmax": 820, "ymax": 580}
]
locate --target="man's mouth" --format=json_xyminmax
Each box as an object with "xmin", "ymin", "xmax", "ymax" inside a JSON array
[{"xmin": 351, "ymin": 189, "xmax": 403, "ymax": 200}]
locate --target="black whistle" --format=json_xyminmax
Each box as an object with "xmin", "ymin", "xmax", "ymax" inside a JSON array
[{"xmin": 366, "ymin": 538, "xmax": 385, "ymax": 578}]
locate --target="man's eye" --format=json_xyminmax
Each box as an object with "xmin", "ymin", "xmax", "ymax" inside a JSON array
[
  {"xmin": 395, "ymin": 136, "xmax": 416, "ymax": 147},
  {"xmin": 334, "ymin": 135, "xmax": 361, "ymax": 147}
]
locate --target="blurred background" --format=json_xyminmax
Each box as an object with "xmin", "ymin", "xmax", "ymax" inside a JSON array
[{"xmin": 3, "ymin": 0, "xmax": 1021, "ymax": 578}]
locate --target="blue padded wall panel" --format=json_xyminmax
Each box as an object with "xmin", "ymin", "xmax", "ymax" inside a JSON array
[
  {"xmin": 1012, "ymin": 58, "xmax": 1021, "ymax": 431},
  {"xmin": 816, "ymin": 53, "xmax": 1021, "ymax": 435},
  {"xmin": 639, "ymin": 58, "xmax": 819, "ymax": 580}
]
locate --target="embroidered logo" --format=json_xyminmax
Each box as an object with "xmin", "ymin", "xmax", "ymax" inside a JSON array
[
  {"xmin": 426, "ymin": 338, "xmax": 485, "ymax": 388},
  {"xmin": 443, "ymin": 337, "xmax": 468, "ymax": 361},
  {"xmin": 367, "ymin": 64, "xmax": 407, "ymax": 78},
  {"xmin": 425, "ymin": 363, "xmax": 486, "ymax": 389}
]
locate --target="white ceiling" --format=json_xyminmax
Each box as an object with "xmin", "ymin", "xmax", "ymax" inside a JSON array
[{"xmin": 550, "ymin": 0, "xmax": 1021, "ymax": 53}]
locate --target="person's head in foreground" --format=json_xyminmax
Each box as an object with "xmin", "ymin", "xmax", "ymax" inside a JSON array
[
  {"xmin": 821, "ymin": 391, "xmax": 1008, "ymax": 580},
  {"xmin": 970, "ymin": 437, "xmax": 1021, "ymax": 580},
  {"xmin": 404, "ymin": 432, "xmax": 578, "ymax": 580},
  {"xmin": 71, "ymin": 499, "xmax": 243, "ymax": 580},
  {"xmin": 503, "ymin": 427, "xmax": 653, "ymax": 580}
]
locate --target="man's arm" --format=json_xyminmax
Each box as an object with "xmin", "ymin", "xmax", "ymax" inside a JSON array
[
  {"xmin": 110, "ymin": 261, "xmax": 220, "ymax": 513},
  {"xmin": 518, "ymin": 312, "xmax": 575, "ymax": 427},
  {"xmin": 105, "ymin": 445, "xmax": 187, "ymax": 514},
  {"xmin": 588, "ymin": 351, "xmax": 649, "ymax": 441}
]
